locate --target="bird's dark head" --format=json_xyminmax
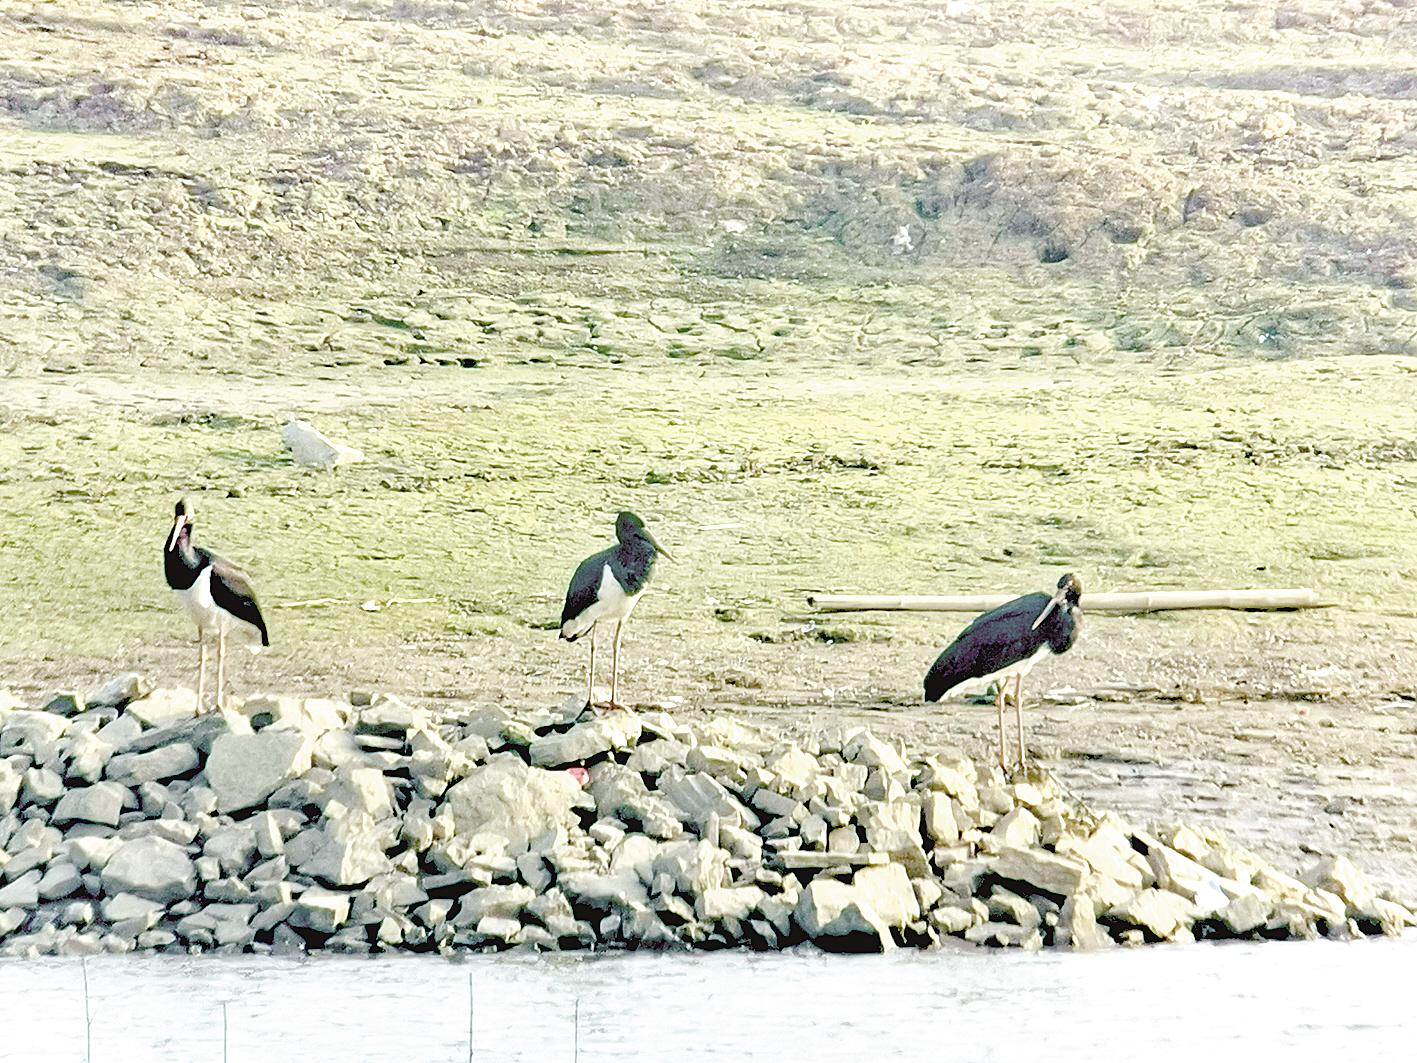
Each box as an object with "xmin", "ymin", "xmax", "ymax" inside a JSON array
[
  {"xmin": 1031, "ymin": 572, "xmax": 1083, "ymax": 630},
  {"xmin": 168, "ymin": 498, "xmax": 193, "ymax": 550},
  {"xmin": 615, "ymin": 510, "xmax": 673, "ymax": 560}
]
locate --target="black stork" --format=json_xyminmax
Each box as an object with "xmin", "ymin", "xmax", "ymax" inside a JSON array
[
  {"xmin": 559, "ymin": 511, "xmax": 671, "ymax": 710},
  {"xmin": 924, "ymin": 573, "xmax": 1082, "ymax": 771},
  {"xmin": 164, "ymin": 499, "xmax": 270, "ymax": 710}
]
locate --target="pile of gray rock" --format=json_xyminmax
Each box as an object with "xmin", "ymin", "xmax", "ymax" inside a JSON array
[{"xmin": 0, "ymin": 675, "xmax": 1411, "ymax": 957}]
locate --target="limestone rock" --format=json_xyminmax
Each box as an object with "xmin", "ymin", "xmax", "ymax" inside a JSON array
[
  {"xmin": 853, "ymin": 863, "xmax": 921, "ymax": 928},
  {"xmin": 794, "ymin": 878, "xmax": 893, "ymax": 951},
  {"xmin": 453, "ymin": 885, "xmax": 535, "ymax": 926},
  {"xmin": 0, "ymin": 760, "xmax": 23, "ymax": 816},
  {"xmin": 126, "ymin": 689, "xmax": 200, "ymax": 729},
  {"xmin": 294, "ymin": 815, "xmax": 394, "ymax": 887},
  {"xmin": 106, "ymin": 743, "xmax": 199, "ymax": 787},
  {"xmin": 87, "ymin": 674, "xmax": 149, "ymax": 709},
  {"xmin": 101, "ymin": 837, "xmax": 198, "ymax": 904},
  {"xmin": 530, "ymin": 713, "xmax": 643, "ymax": 768},
  {"xmin": 994, "ymin": 847, "xmax": 1089, "ymax": 900},
  {"xmin": 206, "ymin": 731, "xmax": 312, "ymax": 813},
  {"xmin": 0, "ymin": 871, "xmax": 40, "ymax": 908},
  {"xmin": 442, "ymin": 755, "xmax": 588, "ymax": 854},
  {"xmin": 1, "ymin": 711, "xmax": 68, "ymax": 762},
  {"xmin": 289, "ymin": 887, "xmax": 352, "ymax": 932},
  {"xmin": 990, "ymin": 807, "xmax": 1041, "ymax": 850},
  {"xmin": 1107, "ymin": 889, "xmax": 1197, "ymax": 941}
]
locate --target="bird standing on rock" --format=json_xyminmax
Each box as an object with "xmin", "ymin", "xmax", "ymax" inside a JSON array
[
  {"xmin": 559, "ymin": 511, "xmax": 672, "ymax": 711},
  {"xmin": 924, "ymin": 573, "xmax": 1082, "ymax": 772},
  {"xmin": 164, "ymin": 499, "xmax": 269, "ymax": 710}
]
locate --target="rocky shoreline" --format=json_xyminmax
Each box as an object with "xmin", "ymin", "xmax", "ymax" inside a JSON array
[{"xmin": 0, "ymin": 676, "xmax": 1411, "ymax": 958}]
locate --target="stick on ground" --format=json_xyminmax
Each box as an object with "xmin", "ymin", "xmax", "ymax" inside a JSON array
[{"xmin": 807, "ymin": 588, "xmax": 1323, "ymax": 613}]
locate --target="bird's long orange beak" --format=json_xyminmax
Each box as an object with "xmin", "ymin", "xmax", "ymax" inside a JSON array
[
  {"xmin": 646, "ymin": 530, "xmax": 674, "ymax": 561},
  {"xmin": 1031, "ymin": 587, "xmax": 1067, "ymax": 630},
  {"xmin": 168, "ymin": 514, "xmax": 188, "ymax": 551}
]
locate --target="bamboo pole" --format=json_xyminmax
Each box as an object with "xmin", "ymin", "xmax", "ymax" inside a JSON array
[{"xmin": 806, "ymin": 588, "xmax": 1323, "ymax": 614}]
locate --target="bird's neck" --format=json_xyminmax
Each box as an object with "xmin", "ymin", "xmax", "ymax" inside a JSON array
[{"xmin": 164, "ymin": 534, "xmax": 205, "ymax": 589}]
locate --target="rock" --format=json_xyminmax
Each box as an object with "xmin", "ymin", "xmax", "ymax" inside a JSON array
[
  {"xmin": 993, "ymin": 847, "xmax": 1089, "ymax": 900},
  {"xmin": 20, "ymin": 766, "xmax": 64, "ymax": 806},
  {"xmin": 126, "ymin": 689, "xmax": 200, "ymax": 729},
  {"xmin": 95, "ymin": 714, "xmax": 144, "ymax": 755},
  {"xmin": 965, "ymin": 921, "xmax": 1043, "ymax": 949},
  {"xmin": 853, "ymin": 863, "xmax": 921, "ymax": 927},
  {"xmin": 794, "ymin": 878, "xmax": 893, "ymax": 951},
  {"xmin": 1107, "ymin": 889, "xmax": 1198, "ymax": 941},
  {"xmin": 43, "ymin": 692, "xmax": 85, "ymax": 716},
  {"xmin": 0, "ymin": 760, "xmax": 23, "ymax": 815},
  {"xmin": 1059, "ymin": 823, "xmax": 1146, "ymax": 891},
  {"xmin": 106, "ymin": 744, "xmax": 200, "ymax": 787},
  {"xmin": 922, "ymin": 792, "xmax": 959, "ymax": 846},
  {"xmin": 658, "ymin": 768, "xmax": 760, "ymax": 832},
  {"xmin": 62, "ymin": 732, "xmax": 115, "ymax": 784},
  {"xmin": 990, "ymin": 807, "xmax": 1041, "ymax": 850},
  {"xmin": 206, "ymin": 731, "xmax": 312, "ymax": 813},
  {"xmin": 101, "ymin": 837, "xmax": 198, "ymax": 903},
  {"xmin": 52, "ymin": 782, "xmax": 131, "ymax": 828},
  {"xmin": 355, "ymin": 694, "xmax": 426, "ymax": 736},
  {"xmin": 858, "ymin": 800, "xmax": 928, "ymax": 876},
  {"xmin": 526, "ymin": 890, "xmax": 587, "ymax": 941},
  {"xmin": 841, "ymin": 730, "xmax": 907, "ymax": 778},
  {"xmin": 101, "ymin": 892, "xmax": 166, "ymax": 930},
  {"xmin": 324, "ymin": 765, "xmax": 394, "ymax": 820},
  {"xmin": 1, "ymin": 711, "xmax": 68, "ymax": 761},
  {"xmin": 282, "ymin": 419, "xmax": 364, "ymax": 468},
  {"xmin": 989, "ymin": 888, "xmax": 1042, "ymax": 929},
  {"xmin": 289, "ymin": 887, "xmax": 352, "ymax": 932},
  {"xmin": 203, "ymin": 826, "xmax": 259, "ymax": 877},
  {"xmin": 4, "ymin": 821, "xmax": 61, "ymax": 879},
  {"xmin": 625, "ymin": 738, "xmax": 691, "ymax": 776},
  {"xmin": 653, "ymin": 839, "xmax": 729, "ymax": 896},
  {"xmin": 87, "ymin": 674, "xmax": 149, "ymax": 709},
  {"xmin": 1299, "ymin": 855, "xmax": 1377, "ymax": 915},
  {"xmin": 530, "ymin": 713, "xmax": 643, "ymax": 768},
  {"xmin": 1217, "ymin": 891, "xmax": 1272, "ymax": 935},
  {"xmin": 0, "ymin": 871, "xmax": 40, "ymax": 908},
  {"xmin": 453, "ymin": 885, "xmax": 535, "ymax": 926},
  {"xmin": 65, "ymin": 835, "xmax": 124, "ymax": 873},
  {"xmin": 587, "ymin": 765, "xmax": 682, "ymax": 840},
  {"xmin": 696, "ymin": 885, "xmax": 764, "ymax": 923},
  {"xmin": 38, "ymin": 862, "xmax": 82, "ymax": 901},
  {"xmin": 253, "ymin": 811, "xmax": 286, "ymax": 858},
  {"xmin": 293, "ymin": 814, "xmax": 393, "ymax": 886},
  {"xmin": 931, "ymin": 905, "xmax": 978, "ymax": 935},
  {"xmin": 442, "ymin": 756, "xmax": 588, "ymax": 853}
]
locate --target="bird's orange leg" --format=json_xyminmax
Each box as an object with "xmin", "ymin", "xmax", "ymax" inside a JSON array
[
  {"xmin": 585, "ymin": 626, "xmax": 598, "ymax": 711},
  {"xmin": 609, "ymin": 621, "xmax": 625, "ymax": 710},
  {"xmin": 1014, "ymin": 673, "xmax": 1027, "ymax": 771},
  {"xmin": 197, "ymin": 635, "xmax": 208, "ymax": 711},
  {"xmin": 215, "ymin": 631, "xmax": 227, "ymax": 712},
  {"xmin": 995, "ymin": 681, "xmax": 1008, "ymax": 772}
]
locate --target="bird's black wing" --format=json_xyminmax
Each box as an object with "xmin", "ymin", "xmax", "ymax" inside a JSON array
[
  {"xmin": 924, "ymin": 592, "xmax": 1051, "ymax": 701},
  {"xmin": 560, "ymin": 546, "xmax": 611, "ymax": 640},
  {"xmin": 201, "ymin": 548, "xmax": 271, "ymax": 646}
]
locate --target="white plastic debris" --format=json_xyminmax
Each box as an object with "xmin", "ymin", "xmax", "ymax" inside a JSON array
[{"xmin": 281, "ymin": 420, "xmax": 364, "ymax": 469}]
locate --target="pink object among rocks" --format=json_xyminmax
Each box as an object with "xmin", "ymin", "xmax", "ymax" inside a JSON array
[{"xmin": 566, "ymin": 766, "xmax": 590, "ymax": 786}]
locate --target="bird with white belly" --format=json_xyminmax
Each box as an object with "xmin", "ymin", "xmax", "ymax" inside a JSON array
[
  {"xmin": 164, "ymin": 499, "xmax": 269, "ymax": 710},
  {"xmin": 924, "ymin": 573, "xmax": 1083, "ymax": 772},
  {"xmin": 559, "ymin": 511, "xmax": 672, "ymax": 711}
]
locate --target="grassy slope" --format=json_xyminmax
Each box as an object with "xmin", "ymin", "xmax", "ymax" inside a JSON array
[{"xmin": 1, "ymin": 0, "xmax": 1417, "ymax": 701}]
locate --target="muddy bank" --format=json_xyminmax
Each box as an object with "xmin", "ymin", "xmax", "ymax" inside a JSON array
[{"xmin": 1, "ymin": 676, "xmax": 1411, "ymax": 958}]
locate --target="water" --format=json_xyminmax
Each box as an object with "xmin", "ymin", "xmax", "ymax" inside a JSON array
[{"xmin": 2, "ymin": 939, "xmax": 1412, "ymax": 1062}]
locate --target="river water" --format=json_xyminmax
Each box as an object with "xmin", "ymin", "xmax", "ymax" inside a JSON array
[{"xmin": 2, "ymin": 938, "xmax": 1412, "ymax": 1062}]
